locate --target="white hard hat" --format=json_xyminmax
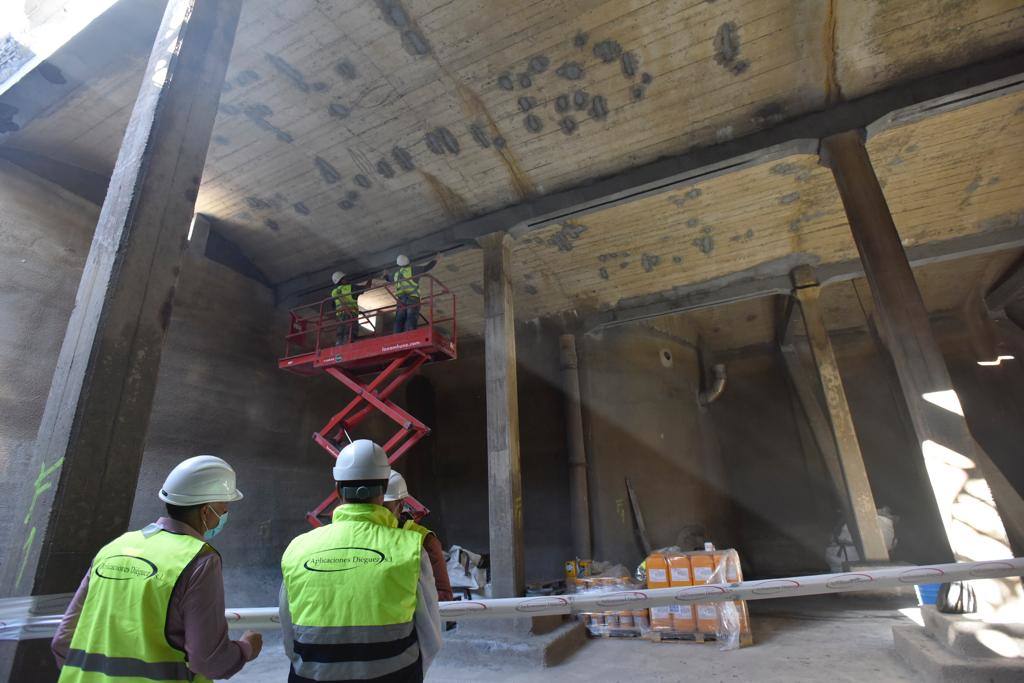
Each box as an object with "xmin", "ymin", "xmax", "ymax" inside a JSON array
[
  {"xmin": 333, "ymin": 439, "xmax": 390, "ymax": 482},
  {"xmin": 331, "ymin": 271, "xmax": 344, "ymax": 284},
  {"xmin": 159, "ymin": 455, "xmax": 243, "ymax": 506},
  {"xmin": 384, "ymin": 469, "xmax": 409, "ymax": 502},
  {"xmin": 396, "ymin": 254, "xmax": 410, "ymax": 267}
]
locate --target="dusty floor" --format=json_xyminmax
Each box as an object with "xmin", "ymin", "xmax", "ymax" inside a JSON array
[{"xmin": 240, "ymin": 597, "xmax": 920, "ymax": 682}]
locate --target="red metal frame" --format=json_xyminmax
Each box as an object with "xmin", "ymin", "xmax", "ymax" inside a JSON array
[{"xmin": 278, "ymin": 274, "xmax": 457, "ymax": 527}]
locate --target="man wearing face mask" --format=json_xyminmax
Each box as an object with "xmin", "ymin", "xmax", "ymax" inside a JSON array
[{"xmin": 52, "ymin": 455, "xmax": 263, "ymax": 681}]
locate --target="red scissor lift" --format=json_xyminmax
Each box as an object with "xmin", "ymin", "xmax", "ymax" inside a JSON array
[{"xmin": 279, "ymin": 275, "xmax": 456, "ymax": 526}]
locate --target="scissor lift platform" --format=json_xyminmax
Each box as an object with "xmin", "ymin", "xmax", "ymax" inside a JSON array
[{"xmin": 278, "ymin": 275, "xmax": 456, "ymax": 526}]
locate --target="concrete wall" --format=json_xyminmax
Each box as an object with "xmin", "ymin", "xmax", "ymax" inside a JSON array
[
  {"xmin": 414, "ymin": 320, "xmax": 573, "ymax": 584},
  {"xmin": 579, "ymin": 317, "xmax": 722, "ymax": 571},
  {"xmin": 127, "ymin": 252, "xmax": 344, "ymax": 608},
  {"xmin": 0, "ymin": 160, "xmax": 96, "ymax": 580}
]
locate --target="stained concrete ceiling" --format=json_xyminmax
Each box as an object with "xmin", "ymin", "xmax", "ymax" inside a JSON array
[{"xmin": 1, "ymin": 0, "xmax": 1023, "ymax": 338}]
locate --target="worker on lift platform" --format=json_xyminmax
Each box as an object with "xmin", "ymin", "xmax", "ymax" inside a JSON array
[
  {"xmin": 390, "ymin": 253, "xmax": 441, "ymax": 333},
  {"xmin": 330, "ymin": 270, "xmax": 372, "ymax": 345},
  {"xmin": 280, "ymin": 440, "xmax": 442, "ymax": 682},
  {"xmin": 384, "ymin": 470, "xmax": 454, "ymax": 601},
  {"xmin": 52, "ymin": 456, "xmax": 263, "ymax": 681}
]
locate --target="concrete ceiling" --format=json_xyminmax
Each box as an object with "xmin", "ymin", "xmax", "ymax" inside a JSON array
[{"xmin": 1, "ymin": 0, "xmax": 1023, "ymax": 339}]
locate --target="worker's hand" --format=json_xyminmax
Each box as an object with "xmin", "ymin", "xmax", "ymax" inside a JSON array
[{"xmin": 240, "ymin": 630, "xmax": 263, "ymax": 660}]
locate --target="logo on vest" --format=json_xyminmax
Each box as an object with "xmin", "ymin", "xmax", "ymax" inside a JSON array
[
  {"xmin": 303, "ymin": 547, "xmax": 387, "ymax": 572},
  {"xmin": 94, "ymin": 555, "xmax": 158, "ymax": 581}
]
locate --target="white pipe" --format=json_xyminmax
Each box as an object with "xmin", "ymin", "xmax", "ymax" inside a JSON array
[{"xmin": 2, "ymin": 558, "xmax": 1021, "ymax": 639}]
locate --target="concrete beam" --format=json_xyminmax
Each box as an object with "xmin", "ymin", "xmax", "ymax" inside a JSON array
[
  {"xmin": 586, "ymin": 227, "xmax": 1024, "ymax": 333},
  {"xmin": 0, "ymin": 147, "xmax": 108, "ymax": 205},
  {"xmin": 1, "ymin": 0, "xmax": 241, "ymax": 677},
  {"xmin": 823, "ymin": 130, "xmax": 1024, "ymax": 583},
  {"xmin": 481, "ymin": 232, "xmax": 525, "ymax": 598},
  {"xmin": 791, "ymin": 267, "xmax": 889, "ymax": 562},
  {"xmin": 275, "ymin": 52, "xmax": 1024, "ymax": 304},
  {"xmin": 986, "ymin": 255, "xmax": 1024, "ymax": 312}
]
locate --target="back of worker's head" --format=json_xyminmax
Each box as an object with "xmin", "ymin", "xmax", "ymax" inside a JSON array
[
  {"xmin": 383, "ymin": 469, "xmax": 409, "ymax": 516},
  {"xmin": 331, "ymin": 270, "xmax": 344, "ymax": 284},
  {"xmin": 334, "ymin": 440, "xmax": 390, "ymax": 503},
  {"xmin": 396, "ymin": 254, "xmax": 410, "ymax": 267}
]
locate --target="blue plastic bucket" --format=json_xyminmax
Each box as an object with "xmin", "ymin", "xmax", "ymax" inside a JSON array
[{"xmin": 916, "ymin": 583, "xmax": 942, "ymax": 605}]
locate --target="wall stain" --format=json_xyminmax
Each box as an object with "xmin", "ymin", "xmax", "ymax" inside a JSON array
[
  {"xmin": 497, "ymin": 73, "xmax": 514, "ymax": 90},
  {"xmin": 556, "ymin": 61, "xmax": 585, "ymax": 80},
  {"xmin": 523, "ymin": 284, "xmax": 539, "ymax": 295},
  {"xmin": 788, "ymin": 209, "xmax": 827, "ymax": 232},
  {"xmin": 470, "ymin": 282, "xmax": 484, "ymax": 295},
  {"xmin": 713, "ymin": 22, "xmax": 749, "ymax": 75},
  {"xmin": 528, "ymin": 55, "xmax": 550, "ymax": 74},
  {"xmin": 573, "ymin": 31, "xmax": 589, "ymax": 48},
  {"xmin": 518, "ymin": 73, "xmax": 533, "ymax": 88},
  {"xmin": 752, "ymin": 102, "xmax": 785, "ymax": 125},
  {"xmin": 641, "ymin": 253, "xmax": 660, "ymax": 272},
  {"xmin": 293, "ymin": 202, "xmax": 311, "ymax": 215},
  {"xmin": 573, "ymin": 90, "xmax": 590, "ymax": 111},
  {"xmin": 420, "ymin": 170, "xmax": 470, "ymax": 220},
  {"xmin": 245, "ymin": 196, "xmax": 280, "ymax": 211},
  {"xmin": 524, "ymin": 114, "xmax": 543, "ymax": 133},
  {"xmin": 518, "ymin": 96, "xmax": 537, "ymax": 113},
  {"xmin": 392, "ymin": 146, "xmax": 415, "ymax": 172},
  {"xmin": 598, "ymin": 251, "xmax": 631, "ymax": 262},
  {"xmin": 424, "ymin": 126, "xmax": 460, "ymax": 155},
  {"xmin": 599, "ymin": 267, "xmax": 610, "ymax": 280},
  {"xmin": 621, "ymin": 52, "xmax": 639, "ymax": 78},
  {"xmin": 375, "ymin": 0, "xmax": 432, "ymax": 57},
  {"xmin": 670, "ymin": 187, "xmax": 702, "ymax": 209},
  {"xmin": 589, "ymin": 95, "xmax": 608, "ymax": 121},
  {"xmin": 593, "ymin": 39, "xmax": 622, "ymax": 63},
  {"xmin": 779, "ymin": 192, "xmax": 800, "ymax": 205},
  {"xmin": 314, "ymin": 156, "xmax": 341, "ymax": 184},
  {"xmin": 672, "ymin": 255, "xmax": 683, "ymax": 264},
  {"xmin": 328, "ymin": 102, "xmax": 351, "ymax": 119},
  {"xmin": 265, "ymin": 218, "xmax": 280, "ymax": 231},
  {"xmin": 823, "ymin": 0, "xmax": 842, "ymax": 104},
  {"xmin": 687, "ymin": 217, "xmax": 700, "ymax": 228},
  {"xmin": 265, "ymin": 53, "xmax": 325, "ymax": 92},
  {"xmin": 555, "ymin": 95, "xmax": 570, "ymax": 113},
  {"xmin": 469, "ymin": 123, "xmax": 491, "ymax": 148},
  {"xmin": 243, "ymin": 103, "xmax": 293, "ymax": 142},
  {"xmin": 453, "ymin": 82, "xmax": 534, "ymax": 199},
  {"xmin": 549, "ymin": 221, "xmax": 588, "ymax": 252},
  {"xmin": 730, "ymin": 228, "xmax": 755, "ymax": 242},
  {"xmin": 376, "ymin": 159, "xmax": 396, "ymax": 178},
  {"xmin": 235, "ymin": 69, "xmax": 260, "ymax": 87},
  {"xmin": 559, "ymin": 117, "xmax": 578, "ymax": 135},
  {"xmin": 770, "ymin": 162, "xmax": 811, "ymax": 181},
  {"xmin": 335, "ymin": 59, "xmax": 358, "ymax": 80},
  {"xmin": 692, "ymin": 233, "xmax": 715, "ymax": 255},
  {"xmin": 354, "ymin": 174, "xmax": 372, "ymax": 188},
  {"xmin": 38, "ymin": 61, "xmax": 66, "ymax": 84},
  {"xmin": 212, "ymin": 135, "xmax": 230, "ymax": 146}
]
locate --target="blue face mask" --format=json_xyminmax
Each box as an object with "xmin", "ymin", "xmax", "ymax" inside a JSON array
[{"xmin": 203, "ymin": 505, "xmax": 229, "ymax": 540}]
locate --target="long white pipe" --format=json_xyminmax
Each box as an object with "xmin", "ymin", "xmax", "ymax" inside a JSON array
[{"xmin": 2, "ymin": 558, "xmax": 1021, "ymax": 639}]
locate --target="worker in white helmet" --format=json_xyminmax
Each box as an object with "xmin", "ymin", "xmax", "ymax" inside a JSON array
[
  {"xmin": 390, "ymin": 252, "xmax": 442, "ymax": 333},
  {"xmin": 280, "ymin": 440, "xmax": 442, "ymax": 681},
  {"xmin": 384, "ymin": 470, "xmax": 453, "ymax": 601},
  {"xmin": 330, "ymin": 270, "xmax": 373, "ymax": 345},
  {"xmin": 52, "ymin": 456, "xmax": 263, "ymax": 680}
]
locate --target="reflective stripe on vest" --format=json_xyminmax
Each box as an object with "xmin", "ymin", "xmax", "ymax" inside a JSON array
[
  {"xmin": 393, "ymin": 266, "xmax": 418, "ymax": 298},
  {"xmin": 59, "ymin": 528, "xmax": 211, "ymax": 683},
  {"xmin": 282, "ymin": 504, "xmax": 423, "ymax": 681},
  {"xmin": 331, "ymin": 283, "xmax": 357, "ymax": 314}
]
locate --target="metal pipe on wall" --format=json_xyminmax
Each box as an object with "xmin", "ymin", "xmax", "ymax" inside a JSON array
[{"xmin": 560, "ymin": 334, "xmax": 592, "ymax": 559}]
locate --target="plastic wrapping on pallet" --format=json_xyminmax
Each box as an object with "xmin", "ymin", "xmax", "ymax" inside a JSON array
[
  {"xmin": 575, "ymin": 574, "xmax": 648, "ymax": 637},
  {"xmin": 642, "ymin": 544, "xmax": 753, "ymax": 649}
]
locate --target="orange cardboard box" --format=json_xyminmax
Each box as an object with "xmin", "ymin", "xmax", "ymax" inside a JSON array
[
  {"xmin": 667, "ymin": 554, "xmax": 697, "ymax": 632},
  {"xmin": 689, "ymin": 552, "xmax": 718, "ymax": 633},
  {"xmin": 645, "ymin": 554, "xmax": 673, "ymax": 630}
]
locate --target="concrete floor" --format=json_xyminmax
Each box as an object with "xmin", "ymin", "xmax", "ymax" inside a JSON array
[{"xmin": 240, "ymin": 597, "xmax": 920, "ymax": 682}]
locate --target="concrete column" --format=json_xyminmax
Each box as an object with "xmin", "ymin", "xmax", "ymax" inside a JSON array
[
  {"xmin": 2, "ymin": 0, "xmax": 241, "ymax": 676},
  {"xmin": 792, "ymin": 268, "xmax": 889, "ymax": 562},
  {"xmin": 559, "ymin": 334, "xmax": 592, "ymax": 560},
  {"xmin": 823, "ymin": 130, "xmax": 1023, "ymax": 610},
  {"xmin": 480, "ymin": 232, "xmax": 525, "ymax": 598}
]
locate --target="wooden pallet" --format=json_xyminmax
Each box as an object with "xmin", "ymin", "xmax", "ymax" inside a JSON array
[{"xmin": 643, "ymin": 630, "xmax": 754, "ymax": 646}]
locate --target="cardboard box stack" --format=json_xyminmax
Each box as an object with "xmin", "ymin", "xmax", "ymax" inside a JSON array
[
  {"xmin": 569, "ymin": 560, "xmax": 646, "ymax": 637},
  {"xmin": 645, "ymin": 545, "xmax": 753, "ymax": 644}
]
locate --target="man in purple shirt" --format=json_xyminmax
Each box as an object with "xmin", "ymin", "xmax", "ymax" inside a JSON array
[{"xmin": 52, "ymin": 455, "xmax": 263, "ymax": 679}]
